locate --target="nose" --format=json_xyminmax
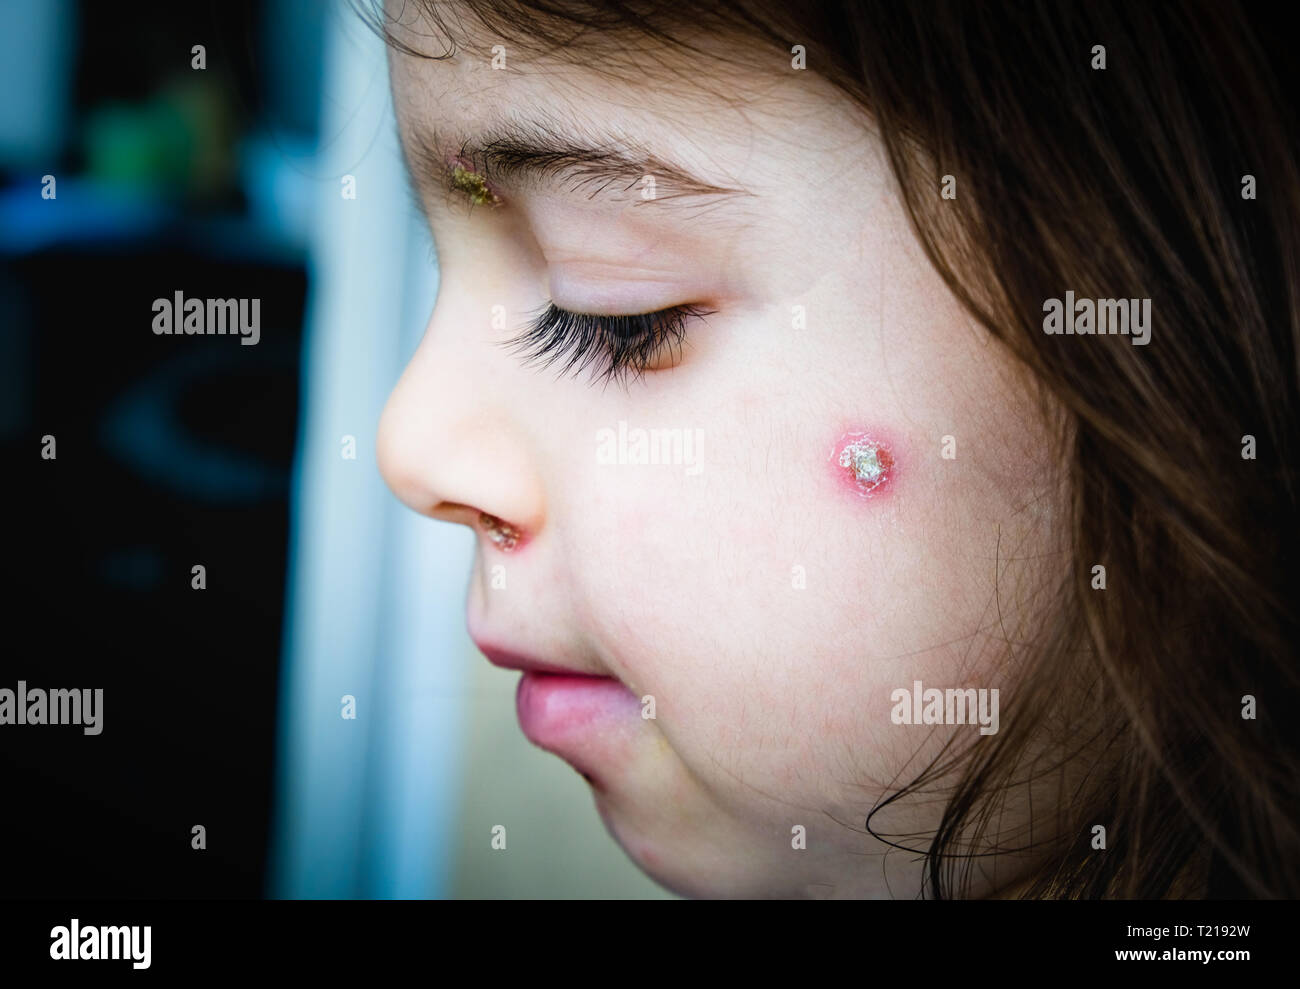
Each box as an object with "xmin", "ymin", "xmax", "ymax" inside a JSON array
[{"xmin": 377, "ymin": 302, "xmax": 545, "ymax": 548}]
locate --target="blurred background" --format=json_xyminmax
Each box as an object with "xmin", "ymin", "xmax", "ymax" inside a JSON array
[{"xmin": 2, "ymin": 0, "xmax": 669, "ymax": 899}]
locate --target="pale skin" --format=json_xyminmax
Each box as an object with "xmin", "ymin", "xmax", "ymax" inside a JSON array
[{"xmin": 378, "ymin": 13, "xmax": 1067, "ymax": 898}]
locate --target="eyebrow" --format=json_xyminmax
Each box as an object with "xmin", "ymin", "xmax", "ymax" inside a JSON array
[{"xmin": 401, "ymin": 113, "xmax": 758, "ymax": 216}]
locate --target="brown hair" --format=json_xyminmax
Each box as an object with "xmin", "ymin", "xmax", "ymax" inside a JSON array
[{"xmin": 366, "ymin": 0, "xmax": 1300, "ymax": 898}]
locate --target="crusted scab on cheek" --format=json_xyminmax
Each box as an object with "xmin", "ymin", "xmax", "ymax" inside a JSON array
[{"xmin": 830, "ymin": 430, "xmax": 897, "ymax": 499}]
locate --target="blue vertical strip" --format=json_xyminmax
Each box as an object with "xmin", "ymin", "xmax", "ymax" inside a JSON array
[
  {"xmin": 270, "ymin": 2, "xmax": 470, "ymax": 899},
  {"xmin": 0, "ymin": 0, "xmax": 74, "ymax": 168}
]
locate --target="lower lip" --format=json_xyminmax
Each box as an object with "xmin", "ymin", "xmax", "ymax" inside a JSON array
[{"xmin": 515, "ymin": 672, "xmax": 641, "ymax": 779}]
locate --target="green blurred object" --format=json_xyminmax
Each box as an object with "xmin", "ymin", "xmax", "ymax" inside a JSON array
[{"xmin": 82, "ymin": 77, "xmax": 235, "ymax": 198}]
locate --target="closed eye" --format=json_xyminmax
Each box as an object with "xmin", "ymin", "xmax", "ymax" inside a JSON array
[{"xmin": 503, "ymin": 302, "xmax": 716, "ymax": 387}]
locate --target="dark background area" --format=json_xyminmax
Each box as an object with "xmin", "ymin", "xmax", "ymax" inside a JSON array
[{"xmin": 2, "ymin": 1, "xmax": 321, "ymax": 897}]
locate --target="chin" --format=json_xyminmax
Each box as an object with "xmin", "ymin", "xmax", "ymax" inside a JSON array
[{"xmin": 592, "ymin": 792, "xmax": 777, "ymax": 899}]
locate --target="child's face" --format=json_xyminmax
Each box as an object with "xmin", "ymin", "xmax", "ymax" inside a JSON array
[{"xmin": 380, "ymin": 22, "xmax": 1065, "ymax": 897}]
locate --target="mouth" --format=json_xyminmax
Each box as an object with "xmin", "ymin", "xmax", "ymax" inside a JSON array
[
  {"xmin": 475, "ymin": 643, "xmax": 600, "ymax": 677},
  {"xmin": 472, "ymin": 639, "xmax": 641, "ymax": 786}
]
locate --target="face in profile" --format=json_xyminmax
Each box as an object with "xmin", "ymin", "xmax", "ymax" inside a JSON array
[{"xmin": 377, "ymin": 9, "xmax": 1069, "ymax": 898}]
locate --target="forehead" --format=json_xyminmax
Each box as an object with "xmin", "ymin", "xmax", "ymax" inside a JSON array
[{"xmin": 384, "ymin": 7, "xmax": 878, "ymax": 212}]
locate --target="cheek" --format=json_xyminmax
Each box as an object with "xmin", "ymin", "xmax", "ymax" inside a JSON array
[
  {"xmin": 556, "ymin": 346, "xmax": 1037, "ymax": 820},
  {"xmin": 565, "ymin": 419, "xmax": 913, "ymax": 804}
]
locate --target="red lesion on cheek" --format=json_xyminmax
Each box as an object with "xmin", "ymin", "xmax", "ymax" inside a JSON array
[{"xmin": 827, "ymin": 426, "xmax": 903, "ymax": 502}]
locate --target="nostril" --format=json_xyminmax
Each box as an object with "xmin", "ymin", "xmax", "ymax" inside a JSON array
[{"xmin": 479, "ymin": 512, "xmax": 522, "ymax": 551}]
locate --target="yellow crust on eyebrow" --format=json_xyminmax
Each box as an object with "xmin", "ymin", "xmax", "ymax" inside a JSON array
[{"xmin": 450, "ymin": 162, "xmax": 502, "ymax": 207}]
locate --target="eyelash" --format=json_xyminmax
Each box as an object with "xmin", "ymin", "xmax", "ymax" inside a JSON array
[{"xmin": 504, "ymin": 303, "xmax": 715, "ymax": 386}]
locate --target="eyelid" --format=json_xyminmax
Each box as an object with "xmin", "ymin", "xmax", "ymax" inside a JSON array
[{"xmin": 502, "ymin": 302, "xmax": 715, "ymax": 387}]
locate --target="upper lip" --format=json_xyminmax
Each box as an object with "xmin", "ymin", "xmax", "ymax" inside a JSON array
[{"xmin": 473, "ymin": 640, "xmax": 610, "ymax": 678}]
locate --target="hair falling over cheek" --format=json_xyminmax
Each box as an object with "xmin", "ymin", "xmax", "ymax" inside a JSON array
[{"xmin": 828, "ymin": 429, "xmax": 900, "ymax": 502}]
